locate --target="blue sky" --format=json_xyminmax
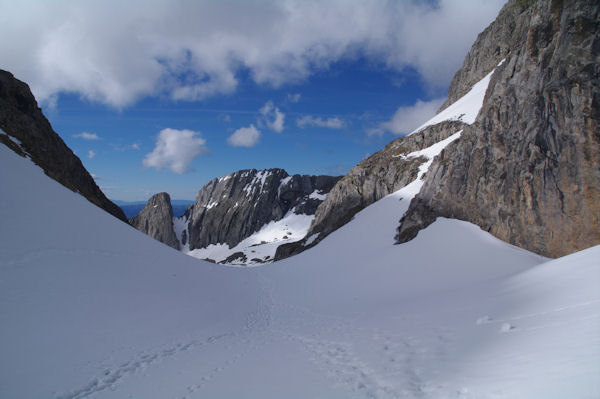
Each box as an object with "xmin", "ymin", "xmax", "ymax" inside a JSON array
[{"xmin": 1, "ymin": 0, "xmax": 504, "ymax": 201}]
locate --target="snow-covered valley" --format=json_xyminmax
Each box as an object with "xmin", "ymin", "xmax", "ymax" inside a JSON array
[{"xmin": 1, "ymin": 140, "xmax": 598, "ymax": 398}]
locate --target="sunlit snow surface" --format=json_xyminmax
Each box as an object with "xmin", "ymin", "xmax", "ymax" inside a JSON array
[
  {"xmin": 2, "ymin": 140, "xmax": 599, "ymax": 399},
  {"xmin": 409, "ymin": 63, "xmax": 501, "ymax": 135}
]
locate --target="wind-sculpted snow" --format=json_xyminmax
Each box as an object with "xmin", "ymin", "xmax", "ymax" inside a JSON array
[{"xmin": 1, "ymin": 143, "xmax": 598, "ymax": 399}]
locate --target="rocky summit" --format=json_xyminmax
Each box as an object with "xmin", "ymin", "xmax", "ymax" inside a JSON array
[
  {"xmin": 129, "ymin": 192, "xmax": 180, "ymax": 250},
  {"xmin": 0, "ymin": 70, "xmax": 127, "ymax": 222},
  {"xmin": 396, "ymin": 0, "xmax": 600, "ymax": 258}
]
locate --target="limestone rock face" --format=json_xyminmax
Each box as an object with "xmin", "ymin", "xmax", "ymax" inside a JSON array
[
  {"xmin": 397, "ymin": 0, "xmax": 600, "ymax": 257},
  {"xmin": 0, "ymin": 69, "xmax": 127, "ymax": 222},
  {"xmin": 187, "ymin": 169, "xmax": 341, "ymax": 250},
  {"xmin": 275, "ymin": 120, "xmax": 465, "ymax": 260},
  {"xmin": 130, "ymin": 192, "xmax": 179, "ymax": 250}
]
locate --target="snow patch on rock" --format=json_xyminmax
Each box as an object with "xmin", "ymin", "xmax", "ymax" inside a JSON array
[{"xmin": 410, "ymin": 64, "xmax": 500, "ymax": 135}]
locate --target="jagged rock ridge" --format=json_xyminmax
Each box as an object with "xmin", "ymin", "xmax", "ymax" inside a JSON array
[
  {"xmin": 129, "ymin": 192, "xmax": 180, "ymax": 250},
  {"xmin": 186, "ymin": 169, "xmax": 341, "ymax": 251},
  {"xmin": 130, "ymin": 169, "xmax": 341, "ymax": 263},
  {"xmin": 0, "ymin": 69, "xmax": 127, "ymax": 222},
  {"xmin": 397, "ymin": 0, "xmax": 600, "ymax": 258}
]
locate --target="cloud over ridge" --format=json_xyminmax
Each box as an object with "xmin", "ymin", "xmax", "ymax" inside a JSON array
[{"xmin": 371, "ymin": 98, "xmax": 445, "ymax": 136}]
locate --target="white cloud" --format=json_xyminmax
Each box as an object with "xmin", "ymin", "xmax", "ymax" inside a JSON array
[
  {"xmin": 227, "ymin": 125, "xmax": 260, "ymax": 147},
  {"xmin": 287, "ymin": 93, "xmax": 301, "ymax": 103},
  {"xmin": 0, "ymin": 0, "xmax": 505, "ymax": 108},
  {"xmin": 143, "ymin": 128, "xmax": 208, "ymax": 174},
  {"xmin": 87, "ymin": 150, "xmax": 96, "ymax": 159},
  {"xmin": 74, "ymin": 132, "xmax": 100, "ymax": 140},
  {"xmin": 297, "ymin": 115, "xmax": 345, "ymax": 130},
  {"xmin": 131, "ymin": 143, "xmax": 140, "ymax": 150},
  {"xmin": 370, "ymin": 98, "xmax": 445, "ymax": 136},
  {"xmin": 259, "ymin": 101, "xmax": 285, "ymax": 133}
]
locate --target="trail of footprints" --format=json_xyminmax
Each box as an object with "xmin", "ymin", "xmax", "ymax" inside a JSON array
[
  {"xmin": 182, "ymin": 285, "xmax": 274, "ymax": 398},
  {"xmin": 56, "ymin": 334, "xmax": 230, "ymax": 399},
  {"xmin": 57, "ymin": 276, "xmax": 459, "ymax": 399},
  {"xmin": 57, "ymin": 283, "xmax": 274, "ymax": 399},
  {"xmin": 268, "ymin": 299, "xmax": 453, "ymax": 399}
]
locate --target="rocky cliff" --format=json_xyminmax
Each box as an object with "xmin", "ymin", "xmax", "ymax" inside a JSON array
[
  {"xmin": 0, "ymin": 69, "xmax": 127, "ymax": 222},
  {"xmin": 397, "ymin": 0, "xmax": 600, "ymax": 258},
  {"xmin": 129, "ymin": 192, "xmax": 180, "ymax": 250},
  {"xmin": 186, "ymin": 169, "xmax": 341, "ymax": 251}
]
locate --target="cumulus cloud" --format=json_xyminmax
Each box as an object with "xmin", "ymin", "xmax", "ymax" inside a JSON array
[
  {"xmin": 297, "ymin": 115, "xmax": 345, "ymax": 130},
  {"xmin": 259, "ymin": 101, "xmax": 285, "ymax": 133},
  {"xmin": 87, "ymin": 150, "xmax": 96, "ymax": 159},
  {"xmin": 74, "ymin": 132, "xmax": 100, "ymax": 140},
  {"xmin": 143, "ymin": 128, "xmax": 208, "ymax": 174},
  {"xmin": 227, "ymin": 125, "xmax": 261, "ymax": 147},
  {"xmin": 370, "ymin": 98, "xmax": 445, "ymax": 136},
  {"xmin": 0, "ymin": 0, "xmax": 505, "ymax": 108}
]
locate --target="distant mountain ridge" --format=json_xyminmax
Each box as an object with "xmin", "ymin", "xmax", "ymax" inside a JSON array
[{"xmin": 130, "ymin": 169, "xmax": 341, "ymax": 264}]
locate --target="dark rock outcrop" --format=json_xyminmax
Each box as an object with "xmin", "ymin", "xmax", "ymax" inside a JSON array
[
  {"xmin": 275, "ymin": 120, "xmax": 466, "ymax": 260},
  {"xmin": 0, "ymin": 69, "xmax": 127, "ymax": 222},
  {"xmin": 187, "ymin": 169, "xmax": 341, "ymax": 250},
  {"xmin": 129, "ymin": 192, "xmax": 179, "ymax": 250},
  {"xmin": 397, "ymin": 0, "xmax": 600, "ymax": 258}
]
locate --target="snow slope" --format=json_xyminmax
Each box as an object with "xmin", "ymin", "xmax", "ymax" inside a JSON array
[{"xmin": 2, "ymin": 137, "xmax": 599, "ymax": 398}]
